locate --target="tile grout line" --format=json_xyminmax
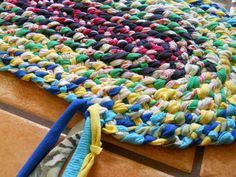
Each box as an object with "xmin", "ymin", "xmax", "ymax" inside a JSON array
[{"xmin": 189, "ymin": 147, "xmax": 205, "ymax": 177}]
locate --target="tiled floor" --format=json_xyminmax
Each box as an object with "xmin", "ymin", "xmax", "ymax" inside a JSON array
[{"xmin": 1, "ymin": 71, "xmax": 236, "ymax": 177}]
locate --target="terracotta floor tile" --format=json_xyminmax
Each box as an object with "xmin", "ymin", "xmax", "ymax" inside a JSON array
[
  {"xmin": 89, "ymin": 150, "xmax": 173, "ymax": 177},
  {"xmin": 0, "ymin": 72, "xmax": 196, "ymax": 173},
  {"xmin": 200, "ymin": 144, "xmax": 236, "ymax": 177},
  {"xmin": 0, "ymin": 109, "xmax": 49, "ymax": 177}
]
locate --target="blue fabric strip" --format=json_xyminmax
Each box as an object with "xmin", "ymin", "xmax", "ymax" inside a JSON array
[
  {"xmin": 17, "ymin": 99, "xmax": 87, "ymax": 177},
  {"xmin": 62, "ymin": 117, "xmax": 91, "ymax": 177}
]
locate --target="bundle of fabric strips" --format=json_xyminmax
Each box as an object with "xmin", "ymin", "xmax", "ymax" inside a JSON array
[{"xmin": 0, "ymin": 0, "xmax": 236, "ymax": 176}]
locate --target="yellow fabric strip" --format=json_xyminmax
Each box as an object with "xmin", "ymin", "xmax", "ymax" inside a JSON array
[{"xmin": 78, "ymin": 104, "xmax": 102, "ymax": 177}]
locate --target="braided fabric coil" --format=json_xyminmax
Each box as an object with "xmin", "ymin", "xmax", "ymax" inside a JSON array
[{"xmin": 0, "ymin": 0, "xmax": 236, "ymax": 153}]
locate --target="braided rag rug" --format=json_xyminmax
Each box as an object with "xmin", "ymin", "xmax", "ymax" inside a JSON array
[{"xmin": 0, "ymin": 0, "xmax": 236, "ymax": 176}]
